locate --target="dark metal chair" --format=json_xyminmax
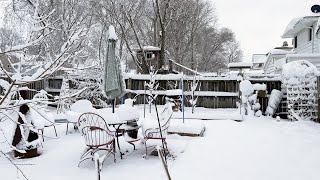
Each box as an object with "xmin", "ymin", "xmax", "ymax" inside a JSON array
[{"xmin": 78, "ymin": 112, "xmax": 116, "ymax": 170}]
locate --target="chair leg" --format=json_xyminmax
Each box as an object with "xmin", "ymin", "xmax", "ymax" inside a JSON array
[
  {"xmin": 144, "ymin": 139, "xmax": 148, "ymax": 159},
  {"xmin": 66, "ymin": 122, "xmax": 69, "ymax": 135},
  {"xmin": 53, "ymin": 125, "xmax": 58, "ymax": 137},
  {"xmin": 128, "ymin": 142, "xmax": 136, "ymax": 150}
]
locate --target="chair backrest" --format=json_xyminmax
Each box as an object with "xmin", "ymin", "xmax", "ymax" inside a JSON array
[
  {"xmin": 78, "ymin": 112, "xmax": 115, "ymax": 147},
  {"xmin": 33, "ymin": 91, "xmax": 49, "ymax": 110},
  {"xmin": 160, "ymin": 104, "xmax": 173, "ymax": 132},
  {"xmin": 143, "ymin": 104, "xmax": 173, "ymax": 138}
]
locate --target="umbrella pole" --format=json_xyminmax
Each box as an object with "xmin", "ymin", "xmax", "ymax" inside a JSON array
[{"xmin": 112, "ymin": 99, "xmax": 115, "ymax": 113}]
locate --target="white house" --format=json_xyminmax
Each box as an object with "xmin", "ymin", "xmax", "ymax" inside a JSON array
[
  {"xmin": 281, "ymin": 14, "xmax": 320, "ymax": 54},
  {"xmin": 264, "ymin": 12, "xmax": 320, "ymax": 74}
]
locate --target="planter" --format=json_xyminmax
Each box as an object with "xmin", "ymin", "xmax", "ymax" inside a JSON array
[{"xmin": 14, "ymin": 148, "xmax": 38, "ymax": 158}]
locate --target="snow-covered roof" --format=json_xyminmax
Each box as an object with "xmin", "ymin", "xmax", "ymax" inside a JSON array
[
  {"xmin": 228, "ymin": 62, "xmax": 253, "ymax": 69},
  {"xmin": 268, "ymin": 48, "xmax": 294, "ymax": 55},
  {"xmin": 132, "ymin": 46, "xmax": 161, "ymax": 52},
  {"xmin": 281, "ymin": 14, "xmax": 320, "ymax": 38},
  {"xmin": 252, "ymin": 54, "xmax": 267, "ymax": 63}
]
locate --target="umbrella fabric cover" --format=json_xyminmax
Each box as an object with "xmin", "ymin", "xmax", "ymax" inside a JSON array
[{"xmin": 104, "ymin": 25, "xmax": 126, "ymax": 99}]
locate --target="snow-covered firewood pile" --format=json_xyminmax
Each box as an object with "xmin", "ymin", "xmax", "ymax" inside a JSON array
[{"xmin": 282, "ymin": 60, "xmax": 318, "ymax": 121}]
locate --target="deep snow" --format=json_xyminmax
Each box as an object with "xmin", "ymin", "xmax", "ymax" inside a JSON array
[{"xmin": 1, "ymin": 106, "xmax": 320, "ymax": 180}]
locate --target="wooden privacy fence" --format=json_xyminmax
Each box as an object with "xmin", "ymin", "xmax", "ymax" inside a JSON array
[
  {"xmin": 1, "ymin": 73, "xmax": 287, "ymax": 117},
  {"xmin": 123, "ymin": 74, "xmax": 286, "ymax": 115}
]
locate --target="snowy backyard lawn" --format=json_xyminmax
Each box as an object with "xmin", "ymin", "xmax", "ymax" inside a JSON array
[{"xmin": 1, "ymin": 107, "xmax": 320, "ymax": 180}]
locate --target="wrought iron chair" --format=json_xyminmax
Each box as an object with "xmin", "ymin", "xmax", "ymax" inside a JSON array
[
  {"xmin": 78, "ymin": 112, "xmax": 116, "ymax": 170},
  {"xmin": 142, "ymin": 104, "xmax": 173, "ymax": 158}
]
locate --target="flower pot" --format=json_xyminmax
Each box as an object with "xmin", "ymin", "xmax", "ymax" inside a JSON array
[{"xmin": 14, "ymin": 148, "xmax": 38, "ymax": 158}]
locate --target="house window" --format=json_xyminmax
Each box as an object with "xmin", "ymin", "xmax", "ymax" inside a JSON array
[
  {"xmin": 309, "ymin": 27, "xmax": 313, "ymax": 41},
  {"xmin": 294, "ymin": 36, "xmax": 297, "ymax": 48},
  {"xmin": 145, "ymin": 52, "xmax": 153, "ymax": 60}
]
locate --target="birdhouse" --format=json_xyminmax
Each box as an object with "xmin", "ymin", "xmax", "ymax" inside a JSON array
[{"xmin": 133, "ymin": 46, "xmax": 161, "ymax": 73}]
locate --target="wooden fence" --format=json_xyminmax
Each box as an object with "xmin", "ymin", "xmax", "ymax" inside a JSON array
[
  {"xmin": 123, "ymin": 74, "xmax": 286, "ymax": 116},
  {"xmin": 1, "ymin": 73, "xmax": 287, "ymax": 117}
]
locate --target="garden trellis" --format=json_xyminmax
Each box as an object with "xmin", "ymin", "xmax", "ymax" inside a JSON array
[{"xmin": 282, "ymin": 60, "xmax": 318, "ymax": 121}]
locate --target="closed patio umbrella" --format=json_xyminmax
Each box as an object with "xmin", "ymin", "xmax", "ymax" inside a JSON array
[{"xmin": 104, "ymin": 25, "xmax": 126, "ymax": 112}]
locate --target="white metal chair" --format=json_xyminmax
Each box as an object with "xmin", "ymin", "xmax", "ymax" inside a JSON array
[
  {"xmin": 142, "ymin": 104, "xmax": 173, "ymax": 158},
  {"xmin": 78, "ymin": 112, "xmax": 116, "ymax": 170}
]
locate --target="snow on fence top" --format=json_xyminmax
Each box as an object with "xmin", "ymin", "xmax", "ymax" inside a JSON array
[
  {"xmin": 124, "ymin": 73, "xmax": 281, "ymax": 81},
  {"xmin": 130, "ymin": 90, "xmax": 238, "ymax": 97}
]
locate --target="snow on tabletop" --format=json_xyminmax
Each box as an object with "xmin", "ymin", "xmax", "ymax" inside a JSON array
[
  {"xmin": 70, "ymin": 99, "xmax": 95, "ymax": 113},
  {"xmin": 117, "ymin": 104, "xmax": 139, "ymax": 121},
  {"xmin": 108, "ymin": 25, "xmax": 118, "ymax": 40}
]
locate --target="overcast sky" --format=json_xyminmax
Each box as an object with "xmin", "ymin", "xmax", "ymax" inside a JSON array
[{"xmin": 212, "ymin": 0, "xmax": 319, "ymax": 61}]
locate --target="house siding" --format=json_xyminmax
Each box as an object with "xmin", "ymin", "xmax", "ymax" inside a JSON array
[{"xmin": 295, "ymin": 22, "xmax": 319, "ymax": 53}]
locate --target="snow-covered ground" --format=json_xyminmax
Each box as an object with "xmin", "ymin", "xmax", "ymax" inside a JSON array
[{"xmin": 1, "ymin": 107, "xmax": 320, "ymax": 180}]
